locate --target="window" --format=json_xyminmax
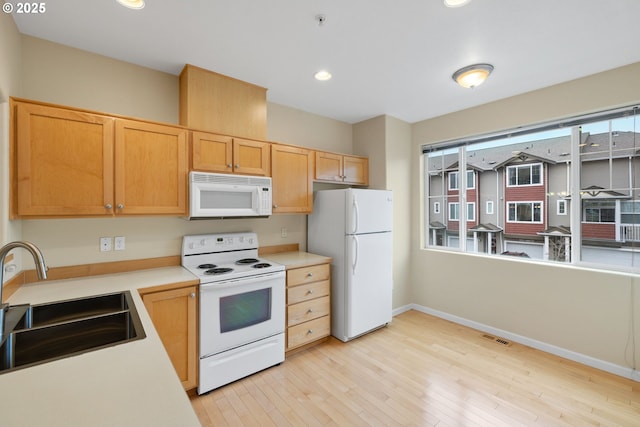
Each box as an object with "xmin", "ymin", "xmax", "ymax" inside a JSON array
[
  {"xmin": 448, "ymin": 202, "xmax": 459, "ymax": 221},
  {"xmin": 557, "ymin": 200, "xmax": 567, "ymax": 215},
  {"xmin": 423, "ymin": 104, "xmax": 640, "ymax": 272},
  {"xmin": 448, "ymin": 170, "xmax": 475, "ymax": 190},
  {"xmin": 448, "ymin": 202, "xmax": 475, "ymax": 221},
  {"xmin": 507, "ymin": 202, "xmax": 543, "ymax": 223},
  {"xmin": 583, "ymin": 201, "xmax": 615, "ymax": 223},
  {"xmin": 507, "ymin": 163, "xmax": 542, "ymax": 186}
]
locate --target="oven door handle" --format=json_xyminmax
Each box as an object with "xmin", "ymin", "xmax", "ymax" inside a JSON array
[{"xmin": 199, "ymin": 271, "xmax": 285, "ymax": 290}]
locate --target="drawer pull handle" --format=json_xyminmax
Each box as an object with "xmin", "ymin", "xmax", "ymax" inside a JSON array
[
  {"xmin": 307, "ymin": 272, "xmax": 313, "ymax": 277},
  {"xmin": 308, "ymin": 329, "xmax": 314, "ymax": 334},
  {"xmin": 307, "ymin": 309, "xmax": 313, "ymax": 314},
  {"xmin": 307, "ymin": 289, "xmax": 314, "ymax": 294}
]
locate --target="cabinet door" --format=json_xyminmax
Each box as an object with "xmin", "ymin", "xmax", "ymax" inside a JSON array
[
  {"xmin": 142, "ymin": 285, "xmax": 198, "ymax": 390},
  {"xmin": 271, "ymin": 144, "xmax": 314, "ymax": 213},
  {"xmin": 14, "ymin": 102, "xmax": 115, "ymax": 217},
  {"xmin": 233, "ymin": 138, "xmax": 271, "ymax": 176},
  {"xmin": 314, "ymin": 151, "xmax": 343, "ymax": 182},
  {"xmin": 115, "ymin": 119, "xmax": 188, "ymax": 215},
  {"xmin": 191, "ymin": 131, "xmax": 233, "ymax": 173},
  {"xmin": 343, "ymin": 155, "xmax": 369, "ymax": 185}
]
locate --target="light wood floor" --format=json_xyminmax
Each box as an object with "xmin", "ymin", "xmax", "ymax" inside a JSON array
[{"xmin": 191, "ymin": 310, "xmax": 640, "ymax": 426}]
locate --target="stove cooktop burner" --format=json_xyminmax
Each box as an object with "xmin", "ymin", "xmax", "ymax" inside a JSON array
[
  {"xmin": 253, "ymin": 263, "xmax": 272, "ymax": 269},
  {"xmin": 236, "ymin": 258, "xmax": 260, "ymax": 265},
  {"xmin": 204, "ymin": 267, "xmax": 234, "ymax": 275},
  {"xmin": 198, "ymin": 263, "xmax": 217, "ymax": 269}
]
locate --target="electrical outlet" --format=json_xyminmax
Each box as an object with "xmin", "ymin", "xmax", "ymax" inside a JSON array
[
  {"xmin": 100, "ymin": 237, "xmax": 112, "ymax": 252},
  {"xmin": 114, "ymin": 236, "xmax": 126, "ymax": 251}
]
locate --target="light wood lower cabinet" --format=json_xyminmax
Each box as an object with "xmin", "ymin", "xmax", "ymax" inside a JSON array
[
  {"xmin": 286, "ymin": 263, "xmax": 331, "ymax": 352},
  {"xmin": 140, "ymin": 282, "xmax": 198, "ymax": 391}
]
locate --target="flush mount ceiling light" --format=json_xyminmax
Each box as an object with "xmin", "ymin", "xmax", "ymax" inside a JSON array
[
  {"xmin": 116, "ymin": 0, "xmax": 145, "ymax": 9},
  {"xmin": 314, "ymin": 70, "xmax": 332, "ymax": 81},
  {"xmin": 444, "ymin": 0, "xmax": 472, "ymax": 7},
  {"xmin": 452, "ymin": 63, "xmax": 494, "ymax": 88}
]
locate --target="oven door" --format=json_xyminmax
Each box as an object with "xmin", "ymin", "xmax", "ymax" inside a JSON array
[{"xmin": 199, "ymin": 271, "xmax": 285, "ymax": 358}]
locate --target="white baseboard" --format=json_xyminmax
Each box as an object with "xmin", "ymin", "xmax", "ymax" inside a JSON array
[{"xmin": 392, "ymin": 303, "xmax": 639, "ymax": 382}]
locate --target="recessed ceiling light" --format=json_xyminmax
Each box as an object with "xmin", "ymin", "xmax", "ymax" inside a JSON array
[
  {"xmin": 444, "ymin": 0, "xmax": 471, "ymax": 7},
  {"xmin": 116, "ymin": 0, "xmax": 145, "ymax": 10},
  {"xmin": 314, "ymin": 70, "xmax": 332, "ymax": 81},
  {"xmin": 452, "ymin": 63, "xmax": 494, "ymax": 88}
]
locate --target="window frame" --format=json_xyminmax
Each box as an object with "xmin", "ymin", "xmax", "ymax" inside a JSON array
[
  {"xmin": 557, "ymin": 199, "xmax": 567, "ymax": 215},
  {"xmin": 507, "ymin": 201, "xmax": 543, "ymax": 223},
  {"xmin": 506, "ymin": 163, "xmax": 543, "ymax": 187}
]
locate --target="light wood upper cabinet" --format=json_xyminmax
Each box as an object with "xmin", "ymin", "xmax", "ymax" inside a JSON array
[
  {"xmin": 271, "ymin": 144, "xmax": 314, "ymax": 213},
  {"xmin": 12, "ymin": 100, "xmax": 188, "ymax": 218},
  {"xmin": 233, "ymin": 138, "xmax": 271, "ymax": 176},
  {"xmin": 191, "ymin": 131, "xmax": 233, "ymax": 173},
  {"xmin": 179, "ymin": 64, "xmax": 267, "ymax": 140},
  {"xmin": 191, "ymin": 131, "xmax": 270, "ymax": 176},
  {"xmin": 13, "ymin": 101, "xmax": 115, "ymax": 217},
  {"xmin": 115, "ymin": 119, "xmax": 188, "ymax": 215},
  {"xmin": 343, "ymin": 155, "xmax": 369, "ymax": 185},
  {"xmin": 140, "ymin": 282, "xmax": 198, "ymax": 391},
  {"xmin": 314, "ymin": 151, "xmax": 369, "ymax": 186}
]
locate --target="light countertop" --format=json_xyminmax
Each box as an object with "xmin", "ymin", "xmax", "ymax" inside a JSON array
[
  {"xmin": 264, "ymin": 251, "xmax": 332, "ymax": 269},
  {"xmin": 2, "ymin": 267, "xmax": 201, "ymax": 427}
]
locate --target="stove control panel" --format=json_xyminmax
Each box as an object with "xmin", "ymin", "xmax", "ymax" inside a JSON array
[{"xmin": 183, "ymin": 232, "xmax": 258, "ymax": 256}]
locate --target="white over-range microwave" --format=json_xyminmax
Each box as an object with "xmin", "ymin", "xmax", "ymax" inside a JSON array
[{"xmin": 187, "ymin": 171, "xmax": 272, "ymax": 219}]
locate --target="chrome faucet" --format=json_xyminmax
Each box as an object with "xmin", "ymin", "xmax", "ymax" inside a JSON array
[{"xmin": 0, "ymin": 241, "xmax": 48, "ymax": 336}]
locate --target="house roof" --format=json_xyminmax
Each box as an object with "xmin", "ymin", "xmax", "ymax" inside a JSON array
[
  {"xmin": 469, "ymin": 223, "xmax": 503, "ymax": 232},
  {"xmin": 537, "ymin": 225, "xmax": 572, "ymax": 236},
  {"xmin": 426, "ymin": 131, "xmax": 640, "ymax": 174}
]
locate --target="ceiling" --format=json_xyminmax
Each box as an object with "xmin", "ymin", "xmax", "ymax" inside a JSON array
[{"xmin": 12, "ymin": 0, "xmax": 640, "ymax": 124}]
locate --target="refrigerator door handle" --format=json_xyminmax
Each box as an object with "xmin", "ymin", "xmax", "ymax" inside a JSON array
[
  {"xmin": 352, "ymin": 235, "xmax": 359, "ymax": 274},
  {"xmin": 352, "ymin": 198, "xmax": 359, "ymax": 234}
]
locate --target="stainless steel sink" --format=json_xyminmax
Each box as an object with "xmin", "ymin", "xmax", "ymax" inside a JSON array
[{"xmin": 0, "ymin": 291, "xmax": 145, "ymax": 373}]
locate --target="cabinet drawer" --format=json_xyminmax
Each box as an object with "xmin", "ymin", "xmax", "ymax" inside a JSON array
[
  {"xmin": 287, "ymin": 280, "xmax": 330, "ymax": 305},
  {"xmin": 287, "ymin": 264, "xmax": 330, "ymax": 287},
  {"xmin": 287, "ymin": 316, "xmax": 330, "ymax": 350},
  {"xmin": 287, "ymin": 296, "xmax": 330, "ymax": 327}
]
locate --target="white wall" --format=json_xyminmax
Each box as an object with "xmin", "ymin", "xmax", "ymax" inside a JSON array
[
  {"xmin": 0, "ymin": 12, "xmax": 23, "ymax": 282},
  {"xmin": 411, "ymin": 62, "xmax": 640, "ymax": 377}
]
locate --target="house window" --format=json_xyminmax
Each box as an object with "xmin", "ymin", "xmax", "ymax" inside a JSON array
[
  {"xmin": 507, "ymin": 202, "xmax": 543, "ymax": 223},
  {"xmin": 449, "ymin": 202, "xmax": 459, "ymax": 221},
  {"xmin": 507, "ymin": 163, "xmax": 542, "ymax": 187},
  {"xmin": 557, "ymin": 200, "xmax": 567, "ymax": 215},
  {"xmin": 448, "ymin": 202, "xmax": 475, "ymax": 221},
  {"xmin": 620, "ymin": 201, "xmax": 640, "ymax": 224},
  {"xmin": 486, "ymin": 200, "xmax": 494, "ymax": 215},
  {"xmin": 448, "ymin": 170, "xmax": 475, "ymax": 190},
  {"xmin": 434, "ymin": 202, "xmax": 440, "ymax": 214},
  {"xmin": 583, "ymin": 201, "xmax": 615, "ymax": 223}
]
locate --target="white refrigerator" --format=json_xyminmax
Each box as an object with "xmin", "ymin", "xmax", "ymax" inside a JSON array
[{"xmin": 308, "ymin": 188, "xmax": 393, "ymax": 342}]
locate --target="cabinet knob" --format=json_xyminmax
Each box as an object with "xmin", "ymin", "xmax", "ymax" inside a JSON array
[
  {"xmin": 307, "ymin": 272, "xmax": 313, "ymax": 277},
  {"xmin": 307, "ymin": 289, "xmax": 314, "ymax": 295},
  {"xmin": 227, "ymin": 163, "xmax": 232, "ymax": 168},
  {"xmin": 105, "ymin": 204, "xmax": 112, "ymax": 210},
  {"xmin": 235, "ymin": 164, "xmax": 240, "ymax": 168},
  {"xmin": 273, "ymin": 204, "xmax": 278, "ymax": 209},
  {"xmin": 308, "ymin": 329, "xmax": 314, "ymax": 334},
  {"xmin": 117, "ymin": 204, "xmax": 124, "ymax": 209},
  {"xmin": 307, "ymin": 309, "xmax": 313, "ymax": 314},
  {"xmin": 190, "ymin": 292, "xmax": 196, "ymax": 298}
]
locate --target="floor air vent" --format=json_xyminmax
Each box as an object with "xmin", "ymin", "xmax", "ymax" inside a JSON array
[{"xmin": 481, "ymin": 334, "xmax": 512, "ymax": 346}]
